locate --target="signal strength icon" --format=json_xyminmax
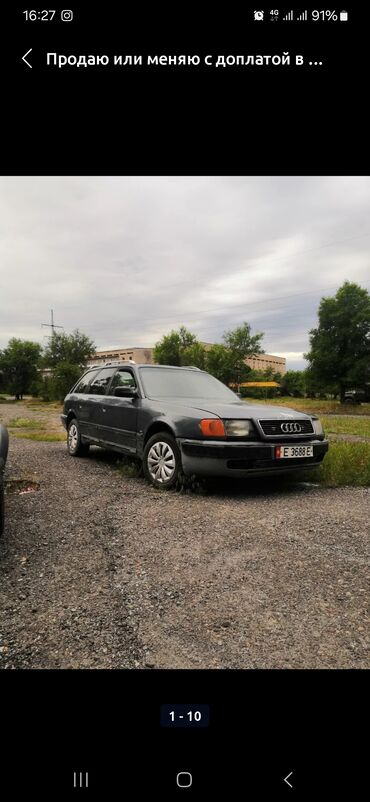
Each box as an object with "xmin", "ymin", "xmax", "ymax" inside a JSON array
[
  {"xmin": 297, "ymin": 10, "xmax": 308, "ymax": 21},
  {"xmin": 283, "ymin": 10, "xmax": 294, "ymax": 21}
]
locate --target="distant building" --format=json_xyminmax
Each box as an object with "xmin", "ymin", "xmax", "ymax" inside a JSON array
[
  {"xmin": 87, "ymin": 347, "xmax": 153, "ymax": 366},
  {"xmin": 245, "ymin": 353, "xmax": 286, "ymax": 375},
  {"xmin": 89, "ymin": 344, "xmax": 286, "ymax": 374}
]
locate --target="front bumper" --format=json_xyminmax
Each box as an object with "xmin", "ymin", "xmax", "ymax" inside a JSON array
[{"xmin": 178, "ymin": 438, "xmax": 329, "ymax": 478}]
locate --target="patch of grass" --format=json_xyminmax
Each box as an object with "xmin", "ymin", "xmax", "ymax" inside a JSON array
[
  {"xmin": 245, "ymin": 397, "xmax": 370, "ymax": 416},
  {"xmin": 115, "ymin": 456, "xmax": 142, "ymax": 478},
  {"xmin": 175, "ymin": 471, "xmax": 207, "ymax": 494},
  {"xmin": 7, "ymin": 412, "xmax": 65, "ymax": 442},
  {"xmin": 301, "ymin": 441, "xmax": 370, "ymax": 487},
  {"xmin": 8, "ymin": 417, "xmax": 42, "ymax": 428},
  {"xmin": 321, "ymin": 415, "xmax": 370, "ymax": 437},
  {"xmin": 26, "ymin": 399, "xmax": 63, "ymax": 410},
  {"xmin": 11, "ymin": 431, "xmax": 66, "ymax": 442},
  {"xmin": 117, "ymin": 463, "xmax": 141, "ymax": 478},
  {"xmin": 114, "ymin": 459, "xmax": 206, "ymax": 493}
]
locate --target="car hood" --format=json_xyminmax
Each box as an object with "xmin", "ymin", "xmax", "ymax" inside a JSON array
[{"xmin": 149, "ymin": 398, "xmax": 312, "ymax": 420}]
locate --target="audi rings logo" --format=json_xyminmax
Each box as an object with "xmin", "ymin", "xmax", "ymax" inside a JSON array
[{"xmin": 281, "ymin": 422, "xmax": 302, "ymax": 433}]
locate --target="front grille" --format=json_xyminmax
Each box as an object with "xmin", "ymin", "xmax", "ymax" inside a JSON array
[{"xmin": 258, "ymin": 419, "xmax": 314, "ymax": 436}]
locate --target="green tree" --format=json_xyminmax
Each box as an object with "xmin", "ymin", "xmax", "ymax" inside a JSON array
[
  {"xmin": 43, "ymin": 329, "xmax": 95, "ymax": 369},
  {"xmin": 205, "ymin": 323, "xmax": 264, "ymax": 386},
  {"xmin": 220, "ymin": 321, "xmax": 264, "ymax": 386},
  {"xmin": 304, "ymin": 282, "xmax": 370, "ymax": 403},
  {"xmin": 223, "ymin": 321, "xmax": 264, "ymax": 360},
  {"xmin": 153, "ymin": 326, "xmax": 199, "ymax": 366},
  {"xmin": 153, "ymin": 322, "xmax": 264, "ymax": 387},
  {"xmin": 279, "ymin": 370, "xmax": 306, "ymax": 397},
  {"xmin": 181, "ymin": 341, "xmax": 206, "ymax": 369},
  {"xmin": 0, "ymin": 338, "xmax": 42, "ymax": 399},
  {"xmin": 303, "ymin": 367, "xmax": 339, "ymax": 399},
  {"xmin": 52, "ymin": 361, "xmax": 82, "ymax": 402},
  {"xmin": 205, "ymin": 343, "xmax": 239, "ymax": 385}
]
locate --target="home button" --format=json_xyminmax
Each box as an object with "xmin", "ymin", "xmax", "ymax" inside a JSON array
[{"xmin": 176, "ymin": 772, "xmax": 192, "ymax": 788}]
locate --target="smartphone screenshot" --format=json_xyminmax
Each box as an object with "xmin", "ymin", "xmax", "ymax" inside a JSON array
[{"xmin": 1, "ymin": 5, "xmax": 369, "ymax": 798}]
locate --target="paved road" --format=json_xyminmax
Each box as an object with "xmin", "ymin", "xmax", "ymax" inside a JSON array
[{"xmin": 0, "ymin": 436, "xmax": 369, "ymax": 669}]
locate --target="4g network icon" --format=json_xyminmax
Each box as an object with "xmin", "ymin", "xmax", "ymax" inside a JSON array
[{"xmin": 254, "ymin": 10, "xmax": 280, "ymax": 21}]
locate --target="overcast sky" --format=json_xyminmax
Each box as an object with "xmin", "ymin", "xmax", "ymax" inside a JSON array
[{"xmin": 0, "ymin": 176, "xmax": 369, "ymax": 370}]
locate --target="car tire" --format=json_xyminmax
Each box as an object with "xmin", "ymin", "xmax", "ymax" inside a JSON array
[
  {"xmin": 67, "ymin": 418, "xmax": 90, "ymax": 457},
  {"xmin": 143, "ymin": 432, "xmax": 181, "ymax": 489},
  {"xmin": 0, "ymin": 477, "xmax": 4, "ymax": 537}
]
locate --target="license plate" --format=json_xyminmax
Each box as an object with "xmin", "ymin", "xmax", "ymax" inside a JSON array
[{"xmin": 275, "ymin": 444, "xmax": 314, "ymax": 459}]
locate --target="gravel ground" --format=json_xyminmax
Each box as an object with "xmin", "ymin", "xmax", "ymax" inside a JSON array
[{"xmin": 0, "ymin": 422, "xmax": 369, "ymax": 669}]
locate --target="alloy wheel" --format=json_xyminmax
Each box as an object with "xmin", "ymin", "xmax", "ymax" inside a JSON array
[
  {"xmin": 68, "ymin": 423, "xmax": 78, "ymax": 453},
  {"xmin": 147, "ymin": 441, "xmax": 176, "ymax": 484}
]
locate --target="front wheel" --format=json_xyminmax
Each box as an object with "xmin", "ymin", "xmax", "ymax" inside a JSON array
[
  {"xmin": 67, "ymin": 418, "xmax": 90, "ymax": 457},
  {"xmin": 143, "ymin": 432, "xmax": 181, "ymax": 489}
]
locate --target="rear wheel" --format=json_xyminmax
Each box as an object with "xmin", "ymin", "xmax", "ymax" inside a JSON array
[
  {"xmin": 67, "ymin": 418, "xmax": 90, "ymax": 457},
  {"xmin": 143, "ymin": 432, "xmax": 181, "ymax": 489}
]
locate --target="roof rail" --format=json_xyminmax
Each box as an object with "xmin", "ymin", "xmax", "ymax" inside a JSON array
[{"xmin": 103, "ymin": 360, "xmax": 136, "ymax": 366}]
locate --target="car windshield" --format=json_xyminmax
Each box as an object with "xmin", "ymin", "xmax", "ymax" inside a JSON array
[{"xmin": 139, "ymin": 367, "xmax": 239, "ymax": 401}]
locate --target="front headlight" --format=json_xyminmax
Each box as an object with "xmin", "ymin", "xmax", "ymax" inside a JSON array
[
  {"xmin": 224, "ymin": 419, "xmax": 253, "ymax": 437},
  {"xmin": 312, "ymin": 418, "xmax": 324, "ymax": 436}
]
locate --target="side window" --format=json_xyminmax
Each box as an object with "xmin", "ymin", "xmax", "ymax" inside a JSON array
[
  {"xmin": 109, "ymin": 369, "xmax": 137, "ymax": 394},
  {"xmin": 89, "ymin": 367, "xmax": 117, "ymax": 396},
  {"xmin": 74, "ymin": 370, "xmax": 99, "ymax": 394}
]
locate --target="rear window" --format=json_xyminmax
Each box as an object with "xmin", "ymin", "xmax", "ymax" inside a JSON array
[
  {"xmin": 73, "ymin": 370, "xmax": 100, "ymax": 393},
  {"xmin": 88, "ymin": 367, "xmax": 117, "ymax": 395}
]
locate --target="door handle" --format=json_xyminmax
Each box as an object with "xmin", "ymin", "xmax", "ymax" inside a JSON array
[{"xmin": 102, "ymin": 407, "xmax": 107, "ymax": 413}]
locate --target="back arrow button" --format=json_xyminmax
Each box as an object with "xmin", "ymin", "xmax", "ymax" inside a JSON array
[
  {"xmin": 22, "ymin": 48, "xmax": 32, "ymax": 68},
  {"xmin": 283, "ymin": 771, "xmax": 294, "ymax": 789}
]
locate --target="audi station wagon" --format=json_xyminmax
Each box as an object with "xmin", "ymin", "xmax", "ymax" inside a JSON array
[{"xmin": 61, "ymin": 363, "xmax": 329, "ymax": 489}]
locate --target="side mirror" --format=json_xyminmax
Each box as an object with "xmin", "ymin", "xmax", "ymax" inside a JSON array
[{"xmin": 114, "ymin": 386, "xmax": 137, "ymax": 398}]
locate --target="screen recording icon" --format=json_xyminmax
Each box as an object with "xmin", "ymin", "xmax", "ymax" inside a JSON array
[{"xmin": 61, "ymin": 9, "xmax": 73, "ymax": 21}]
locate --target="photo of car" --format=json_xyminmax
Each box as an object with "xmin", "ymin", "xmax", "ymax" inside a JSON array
[{"xmin": 61, "ymin": 363, "xmax": 329, "ymax": 488}]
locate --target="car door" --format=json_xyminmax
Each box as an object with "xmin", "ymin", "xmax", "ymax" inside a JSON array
[
  {"xmin": 97, "ymin": 368, "xmax": 139, "ymax": 453},
  {"xmin": 84, "ymin": 367, "xmax": 119, "ymax": 441},
  {"xmin": 71, "ymin": 368, "xmax": 101, "ymax": 439}
]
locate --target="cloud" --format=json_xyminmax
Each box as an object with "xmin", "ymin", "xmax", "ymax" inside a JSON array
[{"xmin": 0, "ymin": 176, "xmax": 369, "ymax": 369}]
